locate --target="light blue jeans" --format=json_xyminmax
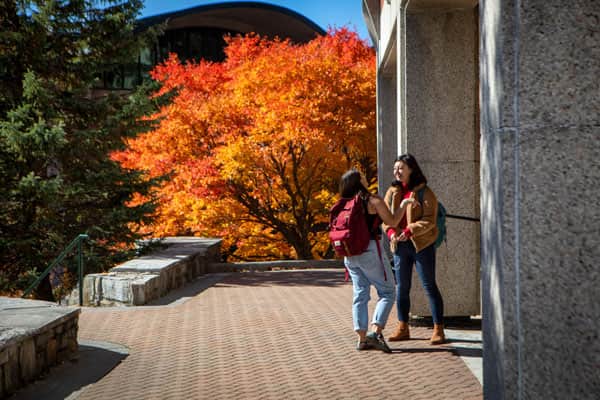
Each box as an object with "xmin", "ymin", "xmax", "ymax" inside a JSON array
[{"xmin": 344, "ymin": 240, "xmax": 396, "ymax": 332}]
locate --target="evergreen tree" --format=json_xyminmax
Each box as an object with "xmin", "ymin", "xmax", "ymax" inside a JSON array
[{"xmin": 0, "ymin": 1, "xmax": 164, "ymax": 299}]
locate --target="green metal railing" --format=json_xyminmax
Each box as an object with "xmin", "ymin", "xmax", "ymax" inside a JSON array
[{"xmin": 22, "ymin": 234, "xmax": 89, "ymax": 306}]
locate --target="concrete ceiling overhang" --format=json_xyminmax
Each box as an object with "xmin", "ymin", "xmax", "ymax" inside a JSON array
[
  {"xmin": 137, "ymin": 1, "xmax": 326, "ymax": 43},
  {"xmin": 362, "ymin": 0, "xmax": 380, "ymax": 43},
  {"xmin": 362, "ymin": 0, "xmax": 477, "ymax": 43}
]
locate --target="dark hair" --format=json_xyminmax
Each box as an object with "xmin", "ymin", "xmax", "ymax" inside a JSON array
[
  {"xmin": 339, "ymin": 169, "xmax": 369, "ymax": 198},
  {"xmin": 395, "ymin": 154, "xmax": 427, "ymax": 190}
]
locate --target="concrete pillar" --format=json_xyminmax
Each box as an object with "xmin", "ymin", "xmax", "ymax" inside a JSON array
[
  {"xmin": 377, "ymin": 73, "xmax": 399, "ymax": 193},
  {"xmin": 403, "ymin": 8, "xmax": 481, "ymax": 317},
  {"xmin": 480, "ymin": 0, "xmax": 600, "ymax": 398}
]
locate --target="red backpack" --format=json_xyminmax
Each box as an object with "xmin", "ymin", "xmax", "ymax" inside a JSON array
[
  {"xmin": 329, "ymin": 194, "xmax": 388, "ymax": 281},
  {"xmin": 328, "ymin": 194, "xmax": 371, "ymax": 257}
]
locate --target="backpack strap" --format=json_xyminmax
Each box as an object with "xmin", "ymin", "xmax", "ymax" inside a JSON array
[
  {"xmin": 367, "ymin": 194, "xmax": 386, "ymax": 280},
  {"xmin": 374, "ymin": 236, "xmax": 387, "ymax": 281},
  {"xmin": 417, "ymin": 186, "xmax": 426, "ymax": 206}
]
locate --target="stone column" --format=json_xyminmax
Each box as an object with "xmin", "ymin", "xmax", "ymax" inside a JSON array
[
  {"xmin": 374, "ymin": 0, "xmax": 400, "ymax": 195},
  {"xmin": 403, "ymin": 7, "xmax": 481, "ymax": 317},
  {"xmin": 480, "ymin": 1, "xmax": 600, "ymax": 399},
  {"xmin": 377, "ymin": 73, "xmax": 399, "ymax": 193}
]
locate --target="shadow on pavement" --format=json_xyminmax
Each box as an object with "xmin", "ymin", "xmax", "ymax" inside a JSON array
[
  {"xmin": 143, "ymin": 270, "xmax": 348, "ymax": 307},
  {"xmin": 214, "ymin": 269, "xmax": 349, "ymax": 288},
  {"xmin": 451, "ymin": 347, "xmax": 482, "ymax": 358},
  {"xmin": 10, "ymin": 340, "xmax": 128, "ymax": 400},
  {"xmin": 145, "ymin": 273, "xmax": 230, "ymax": 306},
  {"xmin": 410, "ymin": 316, "xmax": 482, "ymax": 330},
  {"xmin": 445, "ymin": 337, "xmax": 482, "ymax": 344},
  {"xmin": 391, "ymin": 348, "xmax": 453, "ymax": 354}
]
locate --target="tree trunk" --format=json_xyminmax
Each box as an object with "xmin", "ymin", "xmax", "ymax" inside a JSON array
[
  {"xmin": 34, "ymin": 275, "xmax": 56, "ymax": 302},
  {"xmin": 292, "ymin": 239, "xmax": 313, "ymax": 260}
]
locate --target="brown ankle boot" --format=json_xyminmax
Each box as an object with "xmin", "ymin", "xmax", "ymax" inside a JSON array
[
  {"xmin": 388, "ymin": 321, "xmax": 410, "ymax": 341},
  {"xmin": 430, "ymin": 324, "xmax": 445, "ymax": 345}
]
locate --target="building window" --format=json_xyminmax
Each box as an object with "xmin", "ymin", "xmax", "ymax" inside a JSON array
[{"xmin": 97, "ymin": 27, "xmax": 239, "ymax": 90}]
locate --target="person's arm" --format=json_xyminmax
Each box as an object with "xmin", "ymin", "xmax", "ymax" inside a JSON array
[
  {"xmin": 406, "ymin": 188, "xmax": 437, "ymax": 237},
  {"xmin": 381, "ymin": 187, "xmax": 400, "ymax": 237},
  {"xmin": 371, "ymin": 194, "xmax": 412, "ymax": 227}
]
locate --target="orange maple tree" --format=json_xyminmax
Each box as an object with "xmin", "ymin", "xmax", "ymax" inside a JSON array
[{"xmin": 113, "ymin": 28, "xmax": 377, "ymax": 260}]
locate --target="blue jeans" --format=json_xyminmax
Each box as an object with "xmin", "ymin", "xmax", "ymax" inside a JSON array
[
  {"xmin": 345, "ymin": 240, "xmax": 395, "ymax": 332},
  {"xmin": 393, "ymin": 240, "xmax": 444, "ymax": 324}
]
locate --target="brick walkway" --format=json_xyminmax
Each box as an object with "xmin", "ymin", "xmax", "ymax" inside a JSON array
[{"xmin": 77, "ymin": 269, "xmax": 482, "ymax": 400}]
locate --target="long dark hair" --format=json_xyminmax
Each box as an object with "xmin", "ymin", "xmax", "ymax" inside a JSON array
[
  {"xmin": 339, "ymin": 169, "xmax": 369, "ymax": 198},
  {"xmin": 396, "ymin": 154, "xmax": 427, "ymax": 190}
]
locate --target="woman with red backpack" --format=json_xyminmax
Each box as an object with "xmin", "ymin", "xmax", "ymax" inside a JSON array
[
  {"xmin": 382, "ymin": 154, "xmax": 446, "ymax": 345},
  {"xmin": 336, "ymin": 169, "xmax": 413, "ymax": 352}
]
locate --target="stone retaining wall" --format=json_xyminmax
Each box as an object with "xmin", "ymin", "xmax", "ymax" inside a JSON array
[
  {"xmin": 0, "ymin": 298, "xmax": 79, "ymax": 397},
  {"xmin": 67, "ymin": 237, "xmax": 344, "ymax": 307},
  {"xmin": 79, "ymin": 237, "xmax": 222, "ymax": 306}
]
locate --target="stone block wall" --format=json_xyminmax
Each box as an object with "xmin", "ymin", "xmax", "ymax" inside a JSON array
[
  {"xmin": 77, "ymin": 237, "xmax": 222, "ymax": 306},
  {"xmin": 0, "ymin": 298, "xmax": 80, "ymax": 397}
]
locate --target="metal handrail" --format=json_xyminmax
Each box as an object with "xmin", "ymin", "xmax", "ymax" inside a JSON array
[{"xmin": 22, "ymin": 234, "xmax": 89, "ymax": 306}]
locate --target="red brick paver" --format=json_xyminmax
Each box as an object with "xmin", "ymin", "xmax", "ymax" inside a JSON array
[{"xmin": 77, "ymin": 269, "xmax": 482, "ymax": 399}]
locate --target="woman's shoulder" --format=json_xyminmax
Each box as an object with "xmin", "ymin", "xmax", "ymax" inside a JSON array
[
  {"xmin": 363, "ymin": 193, "xmax": 383, "ymax": 206},
  {"xmin": 367, "ymin": 192, "xmax": 384, "ymax": 202},
  {"xmin": 365, "ymin": 193, "xmax": 385, "ymax": 215},
  {"xmin": 412, "ymin": 183, "xmax": 436, "ymax": 200},
  {"xmin": 421, "ymin": 186, "xmax": 438, "ymax": 203},
  {"xmin": 383, "ymin": 185, "xmax": 401, "ymax": 202},
  {"xmin": 387, "ymin": 183, "xmax": 402, "ymax": 192},
  {"xmin": 385, "ymin": 184, "xmax": 402, "ymax": 195}
]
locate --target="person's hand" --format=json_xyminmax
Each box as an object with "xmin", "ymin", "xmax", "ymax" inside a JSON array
[
  {"xmin": 396, "ymin": 231, "xmax": 409, "ymax": 242},
  {"xmin": 400, "ymin": 198, "xmax": 415, "ymax": 208}
]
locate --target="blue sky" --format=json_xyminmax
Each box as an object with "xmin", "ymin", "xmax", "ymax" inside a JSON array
[{"xmin": 139, "ymin": 0, "xmax": 370, "ymax": 43}]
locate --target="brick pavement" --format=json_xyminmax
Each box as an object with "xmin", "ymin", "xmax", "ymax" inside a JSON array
[{"xmin": 77, "ymin": 269, "xmax": 482, "ymax": 400}]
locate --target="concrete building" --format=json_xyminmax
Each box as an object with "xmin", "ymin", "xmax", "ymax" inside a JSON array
[
  {"xmin": 362, "ymin": 0, "xmax": 599, "ymax": 399},
  {"xmin": 100, "ymin": 1, "xmax": 325, "ymax": 90},
  {"xmin": 363, "ymin": 0, "xmax": 481, "ymax": 318}
]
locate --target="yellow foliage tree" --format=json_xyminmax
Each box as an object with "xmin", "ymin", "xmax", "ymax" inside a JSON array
[{"xmin": 113, "ymin": 29, "xmax": 377, "ymax": 260}]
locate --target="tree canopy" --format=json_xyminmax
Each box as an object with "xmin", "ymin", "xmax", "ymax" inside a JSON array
[
  {"xmin": 113, "ymin": 29, "xmax": 377, "ymax": 261},
  {"xmin": 0, "ymin": 0, "xmax": 163, "ymax": 298}
]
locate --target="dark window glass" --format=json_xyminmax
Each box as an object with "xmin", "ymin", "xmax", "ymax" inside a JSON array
[
  {"xmin": 188, "ymin": 30, "xmax": 204, "ymax": 61},
  {"xmin": 95, "ymin": 27, "xmax": 239, "ymax": 90}
]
